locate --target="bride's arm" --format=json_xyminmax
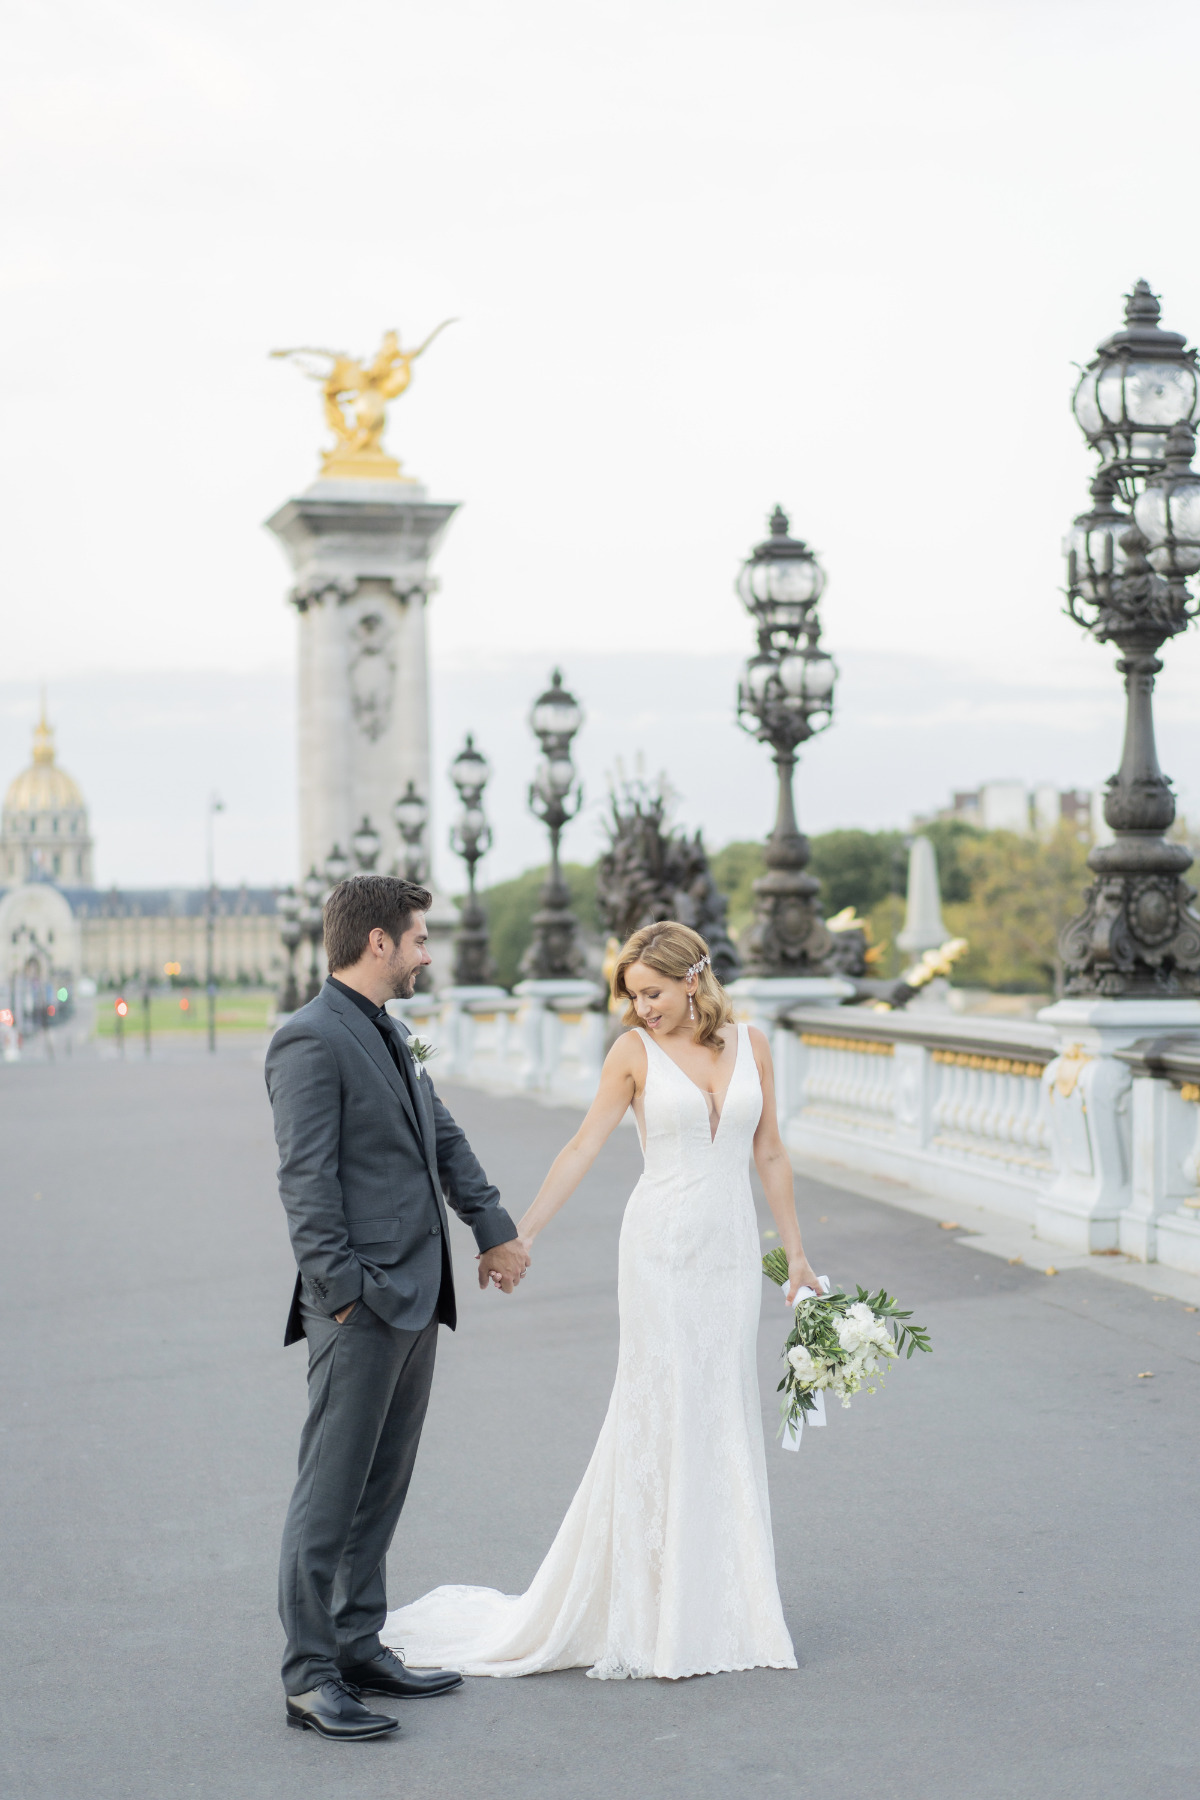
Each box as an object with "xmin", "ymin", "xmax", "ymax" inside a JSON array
[
  {"xmin": 749, "ymin": 1026, "xmax": 822, "ymax": 1304},
  {"xmin": 513, "ymin": 1032, "xmax": 641, "ymax": 1251}
]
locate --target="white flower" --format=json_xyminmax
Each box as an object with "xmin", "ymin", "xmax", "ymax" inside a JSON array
[{"xmin": 787, "ymin": 1344, "xmax": 820, "ymax": 1383}]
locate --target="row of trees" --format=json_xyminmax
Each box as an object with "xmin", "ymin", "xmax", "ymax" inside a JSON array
[{"xmin": 476, "ymin": 820, "xmax": 1110, "ymax": 996}]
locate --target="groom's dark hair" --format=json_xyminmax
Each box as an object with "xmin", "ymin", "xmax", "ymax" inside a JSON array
[{"xmin": 324, "ymin": 875, "xmax": 433, "ymax": 973}]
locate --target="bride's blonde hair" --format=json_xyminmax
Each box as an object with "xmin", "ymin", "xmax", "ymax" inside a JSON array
[{"xmin": 611, "ymin": 921, "xmax": 733, "ymax": 1052}]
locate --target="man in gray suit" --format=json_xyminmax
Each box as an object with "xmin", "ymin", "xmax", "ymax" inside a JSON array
[{"xmin": 266, "ymin": 875, "xmax": 529, "ymax": 1741}]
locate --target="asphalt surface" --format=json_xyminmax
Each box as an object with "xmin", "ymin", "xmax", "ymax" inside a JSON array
[{"xmin": 2, "ymin": 1053, "xmax": 1199, "ymax": 1800}]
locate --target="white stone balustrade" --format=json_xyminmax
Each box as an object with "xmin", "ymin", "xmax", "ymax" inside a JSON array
[
  {"xmin": 417, "ymin": 973, "xmax": 1200, "ymax": 1279},
  {"xmin": 780, "ymin": 1007, "xmax": 1057, "ymax": 1221},
  {"xmin": 395, "ymin": 979, "xmax": 606, "ymax": 1107}
]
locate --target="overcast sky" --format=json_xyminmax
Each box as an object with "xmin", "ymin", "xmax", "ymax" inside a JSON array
[{"xmin": 5, "ymin": 0, "xmax": 1200, "ymax": 883}]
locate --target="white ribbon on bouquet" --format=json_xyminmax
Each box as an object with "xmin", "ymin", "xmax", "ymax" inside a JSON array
[{"xmin": 779, "ymin": 1277, "xmax": 830, "ymax": 1453}]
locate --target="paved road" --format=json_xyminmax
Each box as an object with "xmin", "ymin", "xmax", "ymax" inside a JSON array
[{"xmin": 2, "ymin": 1054, "xmax": 1199, "ymax": 1800}]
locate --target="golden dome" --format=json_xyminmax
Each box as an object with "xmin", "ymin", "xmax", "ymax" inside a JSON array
[{"xmin": 4, "ymin": 705, "xmax": 85, "ymax": 814}]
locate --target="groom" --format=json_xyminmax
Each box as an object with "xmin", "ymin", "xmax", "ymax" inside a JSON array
[{"xmin": 266, "ymin": 875, "xmax": 529, "ymax": 1740}]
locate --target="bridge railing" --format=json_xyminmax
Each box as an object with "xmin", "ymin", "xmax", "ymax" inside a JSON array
[{"xmin": 773, "ymin": 1006, "xmax": 1059, "ymax": 1223}]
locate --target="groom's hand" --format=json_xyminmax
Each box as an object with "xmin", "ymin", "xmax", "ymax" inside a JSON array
[{"xmin": 477, "ymin": 1238, "xmax": 530, "ymax": 1294}]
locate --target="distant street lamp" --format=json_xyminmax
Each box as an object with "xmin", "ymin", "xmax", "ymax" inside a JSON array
[
  {"xmin": 448, "ymin": 734, "xmax": 496, "ymax": 986},
  {"xmin": 276, "ymin": 885, "xmax": 303, "ymax": 1012},
  {"xmin": 521, "ymin": 669, "xmax": 586, "ymax": 980},
  {"xmin": 205, "ymin": 792, "xmax": 224, "ymax": 1054},
  {"xmin": 1061, "ymin": 281, "xmax": 1200, "ymax": 996},
  {"xmin": 301, "ymin": 865, "xmax": 325, "ymax": 1001},
  {"xmin": 393, "ymin": 782, "xmax": 429, "ymax": 881},
  {"xmin": 734, "ymin": 507, "xmax": 838, "ymax": 978},
  {"xmin": 324, "ymin": 843, "xmax": 351, "ymax": 888},
  {"xmin": 351, "ymin": 816, "xmax": 382, "ymax": 873}
]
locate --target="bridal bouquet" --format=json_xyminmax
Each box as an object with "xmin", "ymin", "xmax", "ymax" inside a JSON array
[{"xmin": 762, "ymin": 1248, "xmax": 931, "ymax": 1436}]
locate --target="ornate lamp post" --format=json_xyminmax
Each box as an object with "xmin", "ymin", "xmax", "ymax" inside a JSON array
[
  {"xmin": 448, "ymin": 735, "xmax": 497, "ymax": 986},
  {"xmin": 301, "ymin": 865, "xmax": 325, "ymax": 1001},
  {"xmin": 393, "ymin": 782, "xmax": 428, "ymax": 881},
  {"xmin": 351, "ymin": 815, "xmax": 382, "ymax": 873},
  {"xmin": 1060, "ymin": 282, "xmax": 1200, "ymax": 996},
  {"xmin": 734, "ymin": 506, "xmax": 838, "ymax": 977},
  {"xmin": 323, "ymin": 843, "xmax": 351, "ymax": 889},
  {"xmin": 521, "ymin": 669, "xmax": 586, "ymax": 980},
  {"xmin": 276, "ymin": 885, "xmax": 303, "ymax": 1012}
]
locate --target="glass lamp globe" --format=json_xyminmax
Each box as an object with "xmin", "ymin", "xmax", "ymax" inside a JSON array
[
  {"xmin": 530, "ymin": 669, "xmax": 584, "ymax": 745},
  {"xmin": 324, "ymin": 844, "xmax": 351, "ymax": 885},
  {"xmin": 1064, "ymin": 475, "xmax": 1134, "ymax": 601},
  {"xmin": 743, "ymin": 652, "xmax": 778, "ymax": 705},
  {"xmin": 276, "ymin": 885, "xmax": 301, "ymax": 922},
  {"xmin": 351, "ymin": 816, "xmax": 382, "ymax": 870},
  {"xmin": 737, "ymin": 507, "xmax": 826, "ymax": 639},
  {"xmin": 302, "ymin": 865, "xmax": 324, "ymax": 907},
  {"xmin": 450, "ymin": 735, "xmax": 490, "ymax": 800},
  {"xmin": 1072, "ymin": 281, "xmax": 1200, "ymax": 492},
  {"xmin": 1134, "ymin": 422, "xmax": 1200, "ymax": 578},
  {"xmin": 460, "ymin": 806, "xmax": 487, "ymax": 840},
  {"xmin": 393, "ymin": 781, "xmax": 427, "ymax": 840}
]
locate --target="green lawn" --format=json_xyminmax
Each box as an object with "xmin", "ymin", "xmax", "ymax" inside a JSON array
[{"xmin": 93, "ymin": 989, "xmax": 276, "ymax": 1037}]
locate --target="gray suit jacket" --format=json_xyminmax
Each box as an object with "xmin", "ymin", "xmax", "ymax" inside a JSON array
[{"xmin": 265, "ymin": 982, "xmax": 517, "ymax": 1344}]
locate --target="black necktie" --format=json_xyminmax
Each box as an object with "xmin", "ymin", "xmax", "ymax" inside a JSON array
[{"xmin": 373, "ymin": 1011, "xmax": 420, "ymax": 1106}]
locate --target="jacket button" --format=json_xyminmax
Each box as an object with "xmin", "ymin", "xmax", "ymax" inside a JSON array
[{"xmin": 429, "ymin": 1224, "xmax": 441, "ymax": 1235}]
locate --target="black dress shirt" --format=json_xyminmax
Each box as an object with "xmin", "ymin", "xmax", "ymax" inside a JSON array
[{"xmin": 326, "ymin": 977, "xmax": 413, "ymax": 1089}]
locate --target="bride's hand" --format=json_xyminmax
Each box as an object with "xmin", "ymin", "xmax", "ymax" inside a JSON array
[
  {"xmin": 489, "ymin": 1234, "xmax": 535, "ymax": 1288},
  {"xmin": 786, "ymin": 1255, "xmax": 824, "ymax": 1305}
]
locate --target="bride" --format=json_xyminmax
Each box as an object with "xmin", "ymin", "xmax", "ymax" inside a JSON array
[{"xmin": 383, "ymin": 921, "xmax": 822, "ymax": 1681}]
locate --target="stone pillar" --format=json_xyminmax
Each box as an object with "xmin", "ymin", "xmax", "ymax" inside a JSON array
[
  {"xmin": 265, "ymin": 479, "xmax": 458, "ymax": 882},
  {"xmin": 1035, "ymin": 997, "xmax": 1200, "ymax": 1251}
]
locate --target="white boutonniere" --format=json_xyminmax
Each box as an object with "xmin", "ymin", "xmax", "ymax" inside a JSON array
[{"xmin": 407, "ymin": 1036, "xmax": 438, "ymax": 1079}]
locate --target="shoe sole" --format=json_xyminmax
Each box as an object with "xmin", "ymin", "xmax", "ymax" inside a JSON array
[
  {"xmin": 354, "ymin": 1678, "xmax": 464, "ymax": 1699},
  {"xmin": 286, "ymin": 1715, "xmax": 399, "ymax": 1739}
]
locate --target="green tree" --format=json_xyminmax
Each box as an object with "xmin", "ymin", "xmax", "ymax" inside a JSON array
[
  {"xmin": 947, "ymin": 824, "xmax": 1092, "ymax": 995},
  {"xmin": 708, "ymin": 840, "xmax": 765, "ymax": 938},
  {"xmin": 808, "ymin": 828, "xmax": 906, "ymax": 916},
  {"xmin": 480, "ymin": 862, "xmax": 599, "ymax": 990},
  {"xmin": 919, "ymin": 819, "xmax": 981, "ymax": 905}
]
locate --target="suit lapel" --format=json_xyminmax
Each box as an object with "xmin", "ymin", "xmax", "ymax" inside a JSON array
[
  {"xmin": 320, "ymin": 987, "xmax": 423, "ymax": 1141},
  {"xmin": 388, "ymin": 1014, "xmax": 440, "ymax": 1177}
]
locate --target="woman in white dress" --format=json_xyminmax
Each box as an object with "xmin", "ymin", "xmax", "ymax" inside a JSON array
[{"xmin": 383, "ymin": 921, "xmax": 822, "ymax": 1681}]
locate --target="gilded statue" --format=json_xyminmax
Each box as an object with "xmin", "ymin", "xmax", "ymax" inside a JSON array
[{"xmin": 271, "ymin": 321, "xmax": 456, "ymax": 481}]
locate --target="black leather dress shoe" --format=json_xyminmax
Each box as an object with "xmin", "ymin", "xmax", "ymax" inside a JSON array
[
  {"xmin": 285, "ymin": 1677, "xmax": 399, "ymax": 1739},
  {"xmin": 340, "ymin": 1647, "xmax": 464, "ymax": 1698}
]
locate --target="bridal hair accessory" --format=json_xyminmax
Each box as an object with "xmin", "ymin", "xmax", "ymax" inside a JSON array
[
  {"xmin": 685, "ymin": 953, "xmax": 709, "ymax": 1021},
  {"xmin": 761, "ymin": 1249, "xmax": 933, "ymax": 1451}
]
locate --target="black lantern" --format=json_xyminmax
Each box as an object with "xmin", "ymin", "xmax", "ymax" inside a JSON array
[
  {"xmin": 521, "ymin": 670, "xmax": 586, "ymax": 980},
  {"xmin": 324, "ymin": 844, "xmax": 351, "ymax": 888},
  {"xmin": 1059, "ymin": 285, "xmax": 1200, "ymax": 997},
  {"xmin": 351, "ymin": 815, "xmax": 382, "ymax": 873},
  {"xmin": 734, "ymin": 510, "xmax": 838, "ymax": 979},
  {"xmin": 276, "ymin": 886, "xmax": 303, "ymax": 1012},
  {"xmin": 393, "ymin": 781, "xmax": 428, "ymax": 881},
  {"xmin": 1071, "ymin": 280, "xmax": 1200, "ymax": 506},
  {"xmin": 448, "ymin": 734, "xmax": 496, "ymax": 986}
]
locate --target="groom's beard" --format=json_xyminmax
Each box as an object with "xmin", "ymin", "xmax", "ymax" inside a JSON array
[{"xmin": 387, "ymin": 956, "xmax": 420, "ymax": 1000}]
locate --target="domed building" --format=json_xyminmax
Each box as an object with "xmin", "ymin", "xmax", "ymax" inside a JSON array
[{"xmin": 1, "ymin": 703, "xmax": 93, "ymax": 886}]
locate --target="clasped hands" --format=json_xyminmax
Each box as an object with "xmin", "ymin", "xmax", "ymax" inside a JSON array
[{"xmin": 477, "ymin": 1236, "xmax": 532, "ymax": 1294}]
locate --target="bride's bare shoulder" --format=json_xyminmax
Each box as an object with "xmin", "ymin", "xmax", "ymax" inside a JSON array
[{"xmin": 605, "ymin": 1025, "xmax": 647, "ymax": 1083}]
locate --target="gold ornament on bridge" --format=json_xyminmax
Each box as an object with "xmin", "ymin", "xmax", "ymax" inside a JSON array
[{"xmin": 271, "ymin": 321, "xmax": 457, "ymax": 482}]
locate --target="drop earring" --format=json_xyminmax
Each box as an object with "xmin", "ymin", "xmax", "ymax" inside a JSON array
[{"xmin": 688, "ymin": 988, "xmax": 695, "ymax": 1021}]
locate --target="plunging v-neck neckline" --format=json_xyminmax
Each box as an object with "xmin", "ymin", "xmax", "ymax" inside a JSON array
[{"xmin": 640, "ymin": 1025, "xmax": 741, "ymax": 1144}]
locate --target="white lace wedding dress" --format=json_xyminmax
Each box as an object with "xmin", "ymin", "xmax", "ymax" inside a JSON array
[{"xmin": 381, "ymin": 1023, "xmax": 797, "ymax": 1680}]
